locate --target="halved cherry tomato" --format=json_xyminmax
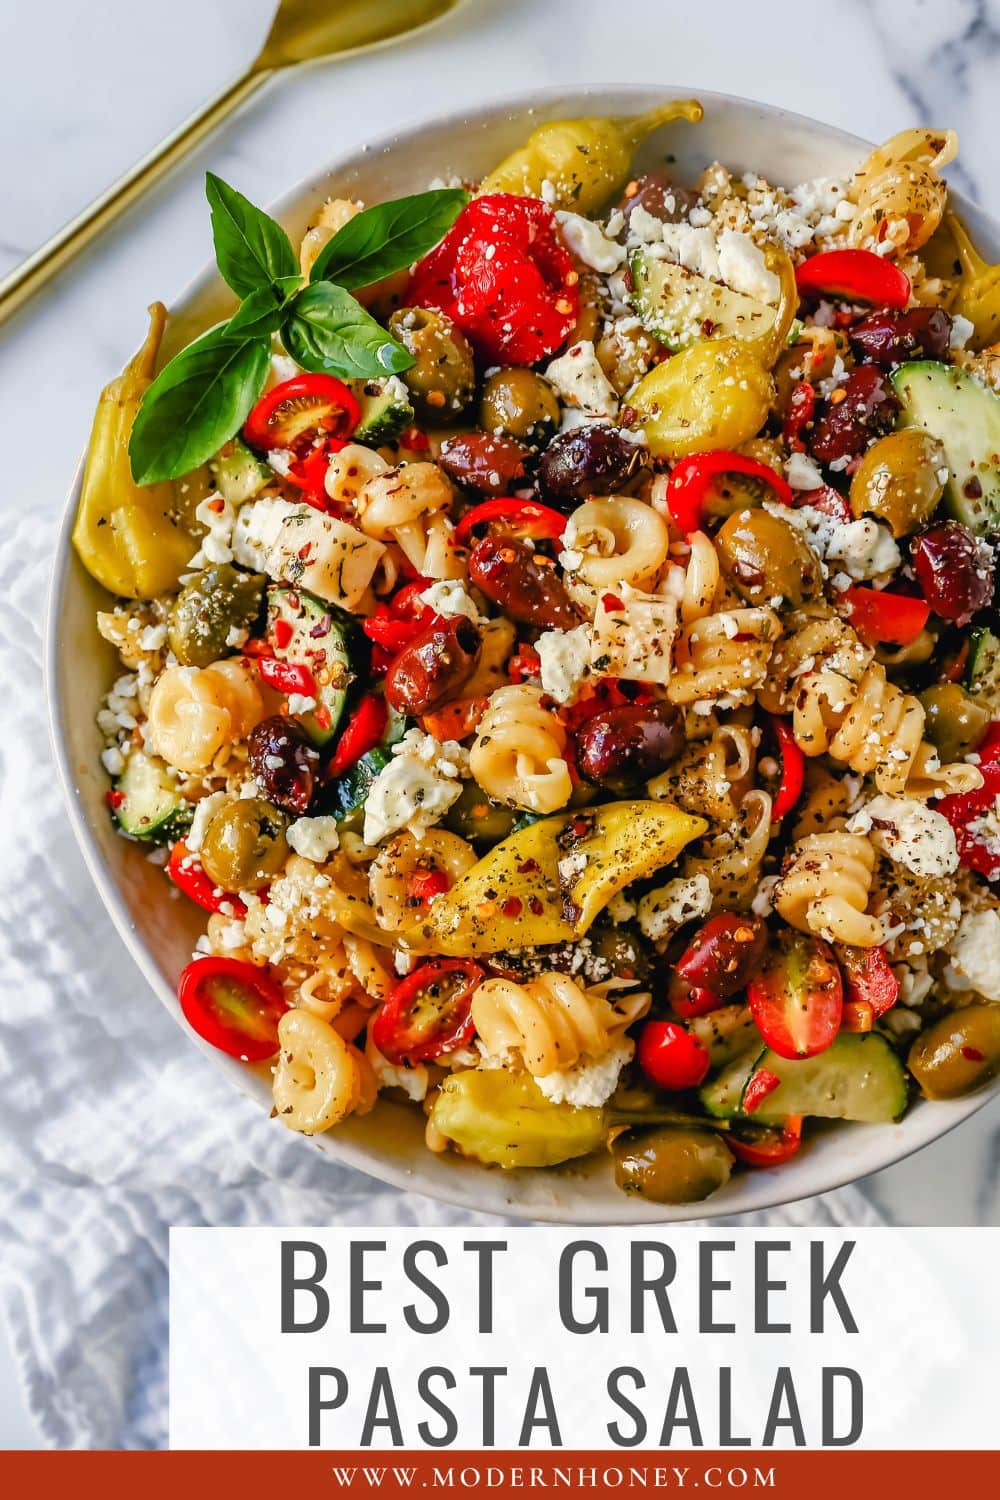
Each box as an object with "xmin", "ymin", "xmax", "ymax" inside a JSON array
[
  {"xmin": 244, "ymin": 374, "xmax": 360, "ymax": 453},
  {"xmin": 372, "ymin": 959, "xmax": 483, "ymax": 1066},
  {"xmin": 748, "ymin": 931, "xmax": 843, "ymax": 1059},
  {"xmin": 795, "ymin": 249, "xmax": 911, "ymax": 310},
  {"xmin": 783, "ymin": 382, "xmax": 816, "ymax": 451},
  {"xmin": 741, "ymin": 1067, "xmax": 782, "ymax": 1115},
  {"xmin": 675, "ymin": 912, "xmax": 768, "ymax": 998},
  {"xmin": 407, "ymin": 195, "xmax": 578, "ymax": 366},
  {"xmin": 666, "ymin": 450, "xmax": 793, "ymax": 534},
  {"xmin": 837, "ymin": 944, "xmax": 899, "ymax": 1018},
  {"xmin": 767, "ymin": 716, "xmax": 806, "ymax": 823},
  {"xmin": 167, "ymin": 840, "xmax": 247, "ymax": 917},
  {"xmin": 636, "ymin": 1020, "xmax": 711, "ymax": 1091},
  {"xmin": 177, "ymin": 957, "xmax": 288, "ymax": 1062},
  {"xmin": 843, "ymin": 586, "xmax": 930, "ymax": 646},
  {"xmin": 454, "ymin": 498, "xmax": 567, "ymax": 548},
  {"xmin": 666, "ymin": 970, "xmax": 725, "ymax": 1020},
  {"xmin": 327, "ymin": 693, "xmax": 388, "ymax": 778},
  {"xmin": 256, "ymin": 656, "xmax": 317, "ymax": 698},
  {"xmin": 729, "ymin": 1116, "xmax": 803, "ymax": 1166}
]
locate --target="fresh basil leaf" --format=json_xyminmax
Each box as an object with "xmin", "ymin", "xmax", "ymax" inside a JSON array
[
  {"xmin": 225, "ymin": 285, "xmax": 290, "ymax": 339},
  {"xmin": 283, "ymin": 282, "xmax": 414, "ymax": 380},
  {"xmin": 129, "ymin": 325, "xmax": 271, "ymax": 484},
  {"xmin": 309, "ymin": 188, "xmax": 467, "ymax": 288},
  {"xmin": 206, "ymin": 172, "xmax": 298, "ymax": 298}
]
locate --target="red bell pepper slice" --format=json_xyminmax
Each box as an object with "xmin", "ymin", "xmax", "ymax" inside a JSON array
[
  {"xmin": 666, "ymin": 451, "xmax": 793, "ymax": 534},
  {"xmin": 327, "ymin": 694, "xmax": 389, "ymax": 778},
  {"xmin": 389, "ymin": 578, "xmax": 434, "ymax": 620},
  {"xmin": 167, "ymin": 840, "xmax": 247, "ymax": 917},
  {"xmin": 256, "ymin": 656, "xmax": 317, "ymax": 699},
  {"xmin": 742, "ymin": 1067, "xmax": 783, "ymax": 1115},
  {"xmin": 372, "ymin": 958, "xmax": 483, "ymax": 1065},
  {"xmin": 177, "ymin": 957, "xmax": 288, "ymax": 1062},
  {"xmin": 795, "ymin": 249, "xmax": 911, "ymax": 310},
  {"xmin": 284, "ymin": 436, "xmax": 348, "ymax": 509},
  {"xmin": 454, "ymin": 498, "xmax": 568, "ymax": 547},
  {"xmin": 729, "ymin": 1116, "xmax": 803, "ymax": 1166},
  {"xmin": 768, "ymin": 716, "xmax": 806, "ymax": 823},
  {"xmin": 362, "ymin": 608, "xmax": 425, "ymax": 654},
  {"xmin": 843, "ymin": 586, "xmax": 930, "ymax": 645},
  {"xmin": 244, "ymin": 373, "xmax": 360, "ymax": 452}
]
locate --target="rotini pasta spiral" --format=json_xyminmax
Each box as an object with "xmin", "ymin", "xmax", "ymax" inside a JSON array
[
  {"xmin": 683, "ymin": 788, "xmax": 773, "ymax": 910},
  {"xmin": 649, "ymin": 722, "xmax": 754, "ymax": 824},
  {"xmin": 272, "ymin": 1009, "xmax": 376, "ymax": 1134},
  {"xmin": 775, "ymin": 830, "xmax": 883, "ymax": 947},
  {"xmin": 471, "ymin": 972, "xmax": 648, "ymax": 1076},
  {"xmin": 146, "ymin": 660, "xmax": 265, "ymax": 773},
  {"xmin": 563, "ymin": 497, "xmax": 669, "ymax": 590},
  {"xmin": 470, "ymin": 684, "xmax": 572, "ymax": 813},
  {"xmin": 668, "ymin": 607, "xmax": 781, "ymax": 705},
  {"xmin": 757, "ymin": 609, "xmax": 871, "ymax": 716},
  {"xmin": 370, "ymin": 830, "xmax": 478, "ymax": 931},
  {"xmin": 849, "ymin": 128, "xmax": 958, "ymax": 257}
]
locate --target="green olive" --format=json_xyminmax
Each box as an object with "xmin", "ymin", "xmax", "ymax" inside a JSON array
[
  {"xmin": 167, "ymin": 564, "xmax": 265, "ymax": 667},
  {"xmin": 443, "ymin": 781, "xmax": 518, "ymax": 845},
  {"xmin": 612, "ymin": 1125, "xmax": 734, "ymax": 1204},
  {"xmin": 908, "ymin": 1002, "xmax": 1000, "ymax": 1099},
  {"xmin": 588, "ymin": 923, "xmax": 652, "ymax": 986},
  {"xmin": 200, "ymin": 798, "xmax": 289, "ymax": 891},
  {"xmin": 716, "ymin": 507, "xmax": 823, "ymax": 606},
  {"xmin": 388, "ymin": 306, "xmax": 475, "ymax": 420},
  {"xmin": 479, "ymin": 368, "xmax": 561, "ymax": 447},
  {"xmin": 919, "ymin": 683, "xmax": 990, "ymax": 763},
  {"xmin": 849, "ymin": 429, "xmax": 946, "ymax": 538}
]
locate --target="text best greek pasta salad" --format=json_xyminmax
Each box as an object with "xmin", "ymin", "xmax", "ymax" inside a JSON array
[{"xmin": 74, "ymin": 100, "xmax": 1000, "ymax": 1206}]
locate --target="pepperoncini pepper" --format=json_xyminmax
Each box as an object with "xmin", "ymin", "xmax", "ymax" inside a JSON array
[
  {"xmin": 944, "ymin": 212, "xmax": 1000, "ymax": 350},
  {"xmin": 480, "ymin": 99, "xmax": 703, "ymax": 214},
  {"xmin": 73, "ymin": 304, "xmax": 196, "ymax": 598}
]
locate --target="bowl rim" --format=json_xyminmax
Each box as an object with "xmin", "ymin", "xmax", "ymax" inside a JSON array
[{"xmin": 46, "ymin": 79, "xmax": 1000, "ymax": 1224}]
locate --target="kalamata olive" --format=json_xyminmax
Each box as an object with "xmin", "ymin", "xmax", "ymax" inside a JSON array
[
  {"xmin": 716, "ymin": 507, "xmax": 823, "ymax": 606},
  {"xmin": 908, "ymin": 1002, "xmax": 1000, "ymax": 1099},
  {"xmin": 617, "ymin": 171, "xmax": 698, "ymax": 225},
  {"xmin": 911, "ymin": 521, "xmax": 995, "ymax": 624},
  {"xmin": 168, "ymin": 563, "xmax": 265, "ymax": 667},
  {"xmin": 849, "ymin": 306, "xmax": 953, "ymax": 369},
  {"xmin": 387, "ymin": 306, "xmax": 475, "ymax": 419},
  {"xmin": 479, "ymin": 369, "xmax": 561, "ymax": 447},
  {"xmin": 248, "ymin": 715, "xmax": 319, "ymax": 815},
  {"xmin": 537, "ymin": 425, "xmax": 647, "ymax": 505},
  {"xmin": 438, "ymin": 432, "xmax": 531, "ymax": 496},
  {"xmin": 849, "ymin": 429, "xmax": 946, "ymax": 537},
  {"xmin": 384, "ymin": 615, "xmax": 482, "ymax": 716},
  {"xmin": 675, "ymin": 912, "xmax": 768, "ymax": 998},
  {"xmin": 611, "ymin": 1125, "xmax": 734, "ymax": 1204},
  {"xmin": 468, "ymin": 535, "xmax": 580, "ymax": 629},
  {"xmin": 918, "ymin": 683, "xmax": 990, "ymax": 763},
  {"xmin": 808, "ymin": 365, "xmax": 900, "ymax": 465},
  {"xmin": 576, "ymin": 701, "xmax": 684, "ymax": 792},
  {"xmin": 200, "ymin": 797, "xmax": 289, "ymax": 891}
]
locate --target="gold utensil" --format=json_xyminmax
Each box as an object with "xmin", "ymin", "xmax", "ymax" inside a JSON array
[{"xmin": 0, "ymin": 0, "xmax": 461, "ymax": 325}]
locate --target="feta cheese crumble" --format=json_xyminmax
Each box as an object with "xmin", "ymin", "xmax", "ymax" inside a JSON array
[
  {"xmin": 536, "ymin": 623, "xmax": 592, "ymax": 704},
  {"xmin": 286, "ymin": 815, "xmax": 341, "ymax": 863},
  {"xmin": 946, "ymin": 909, "xmax": 1000, "ymax": 1001},
  {"xmin": 847, "ymin": 796, "xmax": 959, "ymax": 878},
  {"xmin": 638, "ymin": 874, "xmax": 713, "ymax": 943},
  {"xmin": 419, "ymin": 579, "xmax": 483, "ymax": 623},
  {"xmin": 534, "ymin": 1036, "xmax": 633, "ymax": 1107},
  {"xmin": 555, "ymin": 211, "xmax": 626, "ymax": 273},
  {"xmin": 544, "ymin": 340, "xmax": 619, "ymax": 419},
  {"xmin": 363, "ymin": 729, "xmax": 468, "ymax": 846}
]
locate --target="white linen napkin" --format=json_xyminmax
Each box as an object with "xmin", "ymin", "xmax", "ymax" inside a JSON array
[{"xmin": 0, "ymin": 515, "xmax": 884, "ymax": 1449}]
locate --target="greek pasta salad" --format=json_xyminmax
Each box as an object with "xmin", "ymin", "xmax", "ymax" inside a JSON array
[{"xmin": 74, "ymin": 100, "xmax": 1000, "ymax": 1205}]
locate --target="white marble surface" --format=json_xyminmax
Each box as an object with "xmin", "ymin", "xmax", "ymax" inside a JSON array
[{"xmin": 1, "ymin": 0, "xmax": 998, "ymax": 1449}]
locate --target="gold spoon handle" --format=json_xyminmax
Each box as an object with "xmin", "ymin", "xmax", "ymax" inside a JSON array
[{"xmin": 0, "ymin": 66, "xmax": 274, "ymax": 326}]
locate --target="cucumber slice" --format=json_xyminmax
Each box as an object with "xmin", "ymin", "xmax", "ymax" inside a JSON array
[
  {"xmin": 328, "ymin": 747, "xmax": 393, "ymax": 834},
  {"xmin": 690, "ymin": 1004, "xmax": 761, "ymax": 1070},
  {"xmin": 354, "ymin": 375, "xmax": 414, "ymax": 445},
  {"xmin": 630, "ymin": 250, "xmax": 776, "ymax": 352},
  {"xmin": 745, "ymin": 1034, "xmax": 908, "ymax": 1124},
  {"xmin": 892, "ymin": 360, "xmax": 1000, "ymax": 534},
  {"xmin": 210, "ymin": 438, "xmax": 273, "ymax": 505},
  {"xmin": 112, "ymin": 750, "xmax": 192, "ymax": 843},
  {"xmin": 967, "ymin": 626, "xmax": 1000, "ymax": 715},
  {"xmin": 699, "ymin": 1050, "xmax": 757, "ymax": 1119},
  {"xmin": 265, "ymin": 585, "xmax": 354, "ymax": 746}
]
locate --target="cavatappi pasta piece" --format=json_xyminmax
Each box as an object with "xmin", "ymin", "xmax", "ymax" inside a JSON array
[
  {"xmin": 299, "ymin": 197, "xmax": 362, "ymax": 277},
  {"xmin": 369, "ymin": 830, "xmax": 478, "ymax": 931},
  {"xmin": 272, "ymin": 1009, "xmax": 376, "ymax": 1134},
  {"xmin": 775, "ymin": 831, "xmax": 883, "ymax": 947},
  {"xmin": 324, "ymin": 442, "xmax": 390, "ymax": 509},
  {"xmin": 146, "ymin": 660, "xmax": 265, "ymax": 773},
  {"xmin": 849, "ymin": 128, "xmax": 958, "ymax": 257},
  {"xmin": 470, "ymin": 684, "xmax": 572, "ymax": 814},
  {"xmin": 471, "ymin": 972, "xmax": 648, "ymax": 1076},
  {"xmin": 649, "ymin": 722, "xmax": 755, "ymax": 824},
  {"xmin": 357, "ymin": 462, "xmax": 461, "ymax": 578},
  {"xmin": 667, "ymin": 607, "xmax": 781, "ymax": 705},
  {"xmin": 683, "ymin": 788, "xmax": 773, "ymax": 910},
  {"xmin": 563, "ymin": 497, "xmax": 669, "ymax": 590}
]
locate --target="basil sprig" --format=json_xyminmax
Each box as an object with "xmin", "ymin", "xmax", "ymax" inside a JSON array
[{"xmin": 129, "ymin": 176, "xmax": 466, "ymax": 484}]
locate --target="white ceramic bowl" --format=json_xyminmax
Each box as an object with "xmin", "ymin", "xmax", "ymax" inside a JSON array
[{"xmin": 48, "ymin": 84, "xmax": 1000, "ymax": 1223}]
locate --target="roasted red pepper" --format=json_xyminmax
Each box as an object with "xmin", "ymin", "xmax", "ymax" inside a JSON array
[
  {"xmin": 362, "ymin": 607, "xmax": 426, "ymax": 654},
  {"xmin": 666, "ymin": 450, "xmax": 793, "ymax": 533},
  {"xmin": 768, "ymin": 716, "xmax": 806, "ymax": 823},
  {"xmin": 256, "ymin": 656, "xmax": 317, "ymax": 699},
  {"xmin": 937, "ymin": 733, "xmax": 1000, "ymax": 880},
  {"xmin": 795, "ymin": 248, "xmax": 911, "ymax": 309},
  {"xmin": 742, "ymin": 1067, "xmax": 783, "ymax": 1115},
  {"xmin": 454, "ymin": 498, "xmax": 568, "ymax": 547},
  {"xmin": 837, "ymin": 944, "xmax": 900, "ymax": 1018},
  {"xmin": 327, "ymin": 693, "xmax": 389, "ymax": 778},
  {"xmin": 843, "ymin": 586, "xmax": 930, "ymax": 646}
]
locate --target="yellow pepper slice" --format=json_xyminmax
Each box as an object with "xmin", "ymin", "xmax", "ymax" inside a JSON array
[
  {"xmin": 407, "ymin": 799, "xmax": 706, "ymax": 956},
  {"xmin": 429, "ymin": 1070, "xmax": 606, "ymax": 1168},
  {"xmin": 480, "ymin": 100, "xmax": 703, "ymax": 215},
  {"xmin": 944, "ymin": 212, "xmax": 1000, "ymax": 351},
  {"xmin": 73, "ymin": 304, "xmax": 196, "ymax": 599},
  {"xmin": 630, "ymin": 336, "xmax": 775, "ymax": 460}
]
